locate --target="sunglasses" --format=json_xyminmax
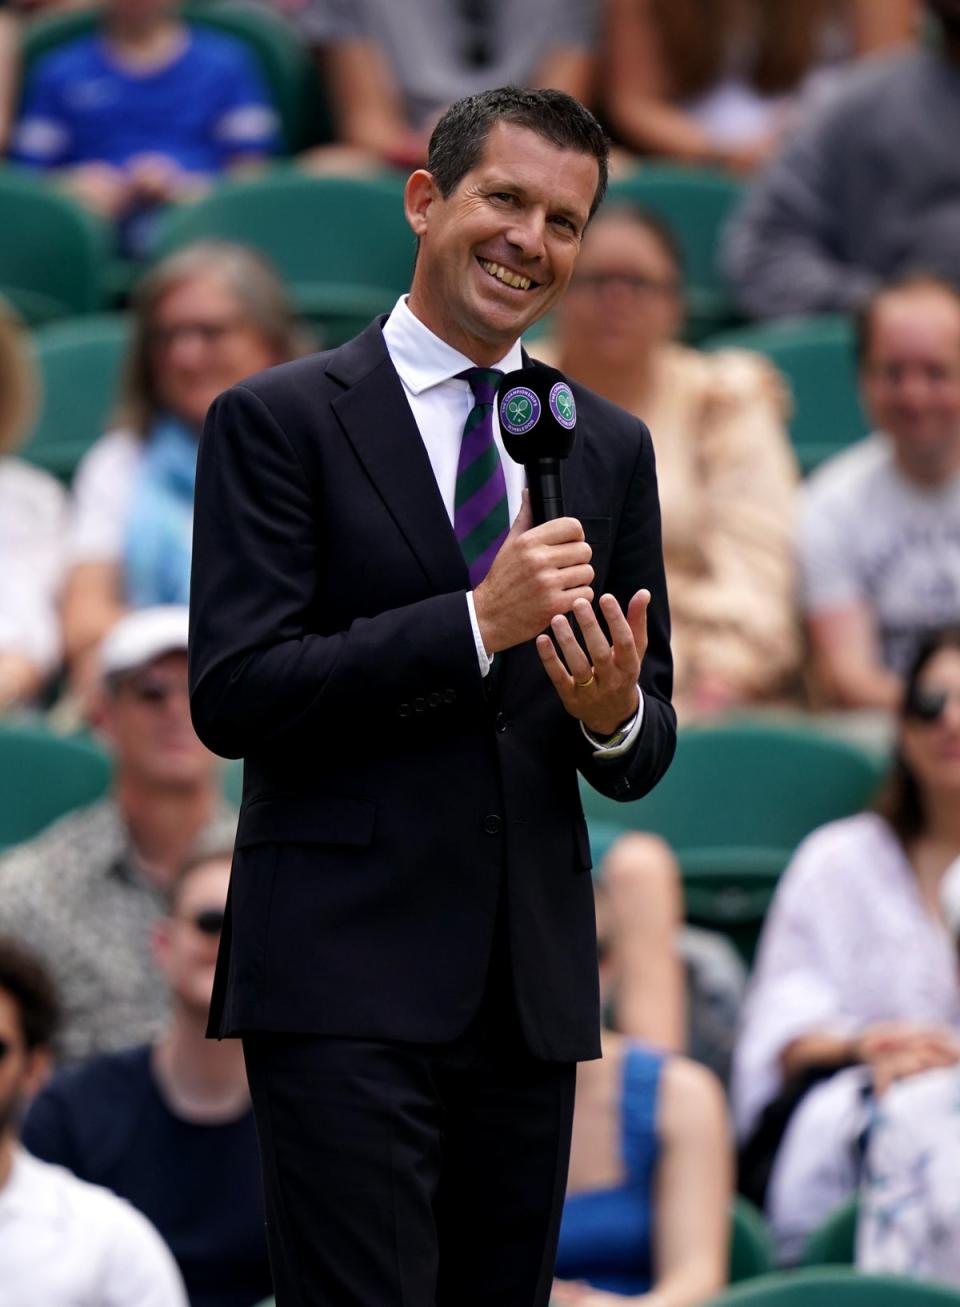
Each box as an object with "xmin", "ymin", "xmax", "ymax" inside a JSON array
[
  {"xmin": 904, "ymin": 686, "xmax": 958, "ymax": 723},
  {"xmin": 185, "ymin": 908, "xmax": 225, "ymax": 937}
]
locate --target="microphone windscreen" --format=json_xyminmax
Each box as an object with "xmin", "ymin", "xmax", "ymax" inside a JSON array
[{"xmin": 496, "ymin": 366, "xmax": 577, "ymax": 466}]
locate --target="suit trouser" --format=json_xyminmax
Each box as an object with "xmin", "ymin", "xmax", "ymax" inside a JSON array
[{"xmin": 242, "ymin": 941, "xmax": 576, "ymax": 1307}]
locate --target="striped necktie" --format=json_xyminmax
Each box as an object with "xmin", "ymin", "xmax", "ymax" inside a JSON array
[{"xmin": 454, "ymin": 367, "xmax": 509, "ymax": 586}]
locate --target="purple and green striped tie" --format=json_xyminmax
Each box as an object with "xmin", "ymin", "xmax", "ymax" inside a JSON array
[{"xmin": 455, "ymin": 367, "xmax": 509, "ymax": 586}]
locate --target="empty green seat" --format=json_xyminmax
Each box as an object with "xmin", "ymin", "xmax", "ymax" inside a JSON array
[
  {"xmin": 0, "ymin": 168, "xmax": 110, "ymax": 323},
  {"xmin": 581, "ymin": 721, "xmax": 885, "ymax": 961},
  {"xmin": 729, "ymin": 1196, "xmax": 776, "ymax": 1283},
  {"xmin": 802, "ymin": 1196, "xmax": 859, "ymax": 1267},
  {"xmin": 705, "ymin": 1267, "xmax": 960, "ymax": 1305},
  {"xmin": 607, "ymin": 167, "xmax": 745, "ymax": 340},
  {"xmin": 22, "ymin": 314, "xmax": 130, "ymax": 482},
  {"xmin": 704, "ymin": 316, "xmax": 869, "ymax": 473},
  {"xmin": 0, "ymin": 724, "xmax": 111, "ymax": 850},
  {"xmin": 154, "ymin": 171, "xmax": 414, "ymax": 344}
]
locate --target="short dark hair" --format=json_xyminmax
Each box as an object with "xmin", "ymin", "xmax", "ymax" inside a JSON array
[
  {"xmin": 855, "ymin": 271, "xmax": 960, "ymax": 369},
  {"xmin": 0, "ymin": 936, "xmax": 60, "ymax": 1050},
  {"xmin": 426, "ymin": 87, "xmax": 609, "ymax": 220},
  {"xmin": 875, "ymin": 626, "xmax": 960, "ymax": 845}
]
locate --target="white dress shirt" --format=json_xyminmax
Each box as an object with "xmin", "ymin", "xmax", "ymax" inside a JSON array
[
  {"xmin": 382, "ymin": 298, "xmax": 642, "ymax": 755},
  {"xmin": 0, "ymin": 1146, "xmax": 188, "ymax": 1306}
]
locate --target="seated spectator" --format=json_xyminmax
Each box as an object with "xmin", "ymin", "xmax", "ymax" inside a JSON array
[
  {"xmin": 732, "ymin": 627, "xmax": 960, "ymax": 1263},
  {"xmin": 62, "ymin": 242, "xmax": 299, "ymax": 697},
  {"xmin": 0, "ymin": 935, "xmax": 188, "ymax": 1305},
  {"xmin": 603, "ymin": 0, "xmax": 914, "ymax": 174},
  {"xmin": 800, "ymin": 275, "xmax": 960, "ymax": 711},
  {"xmin": 0, "ymin": 298, "xmax": 65, "ymax": 712},
  {"xmin": 540, "ymin": 203, "xmax": 800, "ymax": 720},
  {"xmin": 600, "ymin": 833, "xmax": 747, "ymax": 1086},
  {"xmin": 0, "ymin": 606, "xmax": 236, "ymax": 1064},
  {"xmin": 8, "ymin": 0, "xmax": 280, "ymax": 253},
  {"xmin": 24, "ymin": 844, "xmax": 272, "ymax": 1307},
  {"xmin": 552, "ymin": 880, "xmax": 732, "ymax": 1304},
  {"xmin": 723, "ymin": 0, "xmax": 960, "ymax": 319},
  {"xmin": 857, "ymin": 857, "xmax": 960, "ymax": 1285},
  {"xmin": 293, "ymin": 0, "xmax": 598, "ymax": 171}
]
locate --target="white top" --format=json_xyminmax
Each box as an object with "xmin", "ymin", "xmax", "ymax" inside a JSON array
[
  {"xmin": 858, "ymin": 1065, "xmax": 960, "ymax": 1284},
  {"xmin": 0, "ymin": 458, "xmax": 65, "ymax": 671},
  {"xmin": 731, "ymin": 812, "xmax": 960, "ymax": 1141},
  {"xmin": 382, "ymin": 297, "xmax": 643, "ymax": 754},
  {"xmin": 0, "ymin": 1146, "xmax": 188, "ymax": 1306},
  {"xmin": 65, "ymin": 427, "xmax": 141, "ymax": 565},
  {"xmin": 797, "ymin": 434, "xmax": 960, "ymax": 675}
]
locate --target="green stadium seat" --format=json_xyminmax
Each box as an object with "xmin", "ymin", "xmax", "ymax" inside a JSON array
[
  {"xmin": 581, "ymin": 722, "xmax": 885, "ymax": 962},
  {"xmin": 19, "ymin": 3, "xmax": 329, "ymax": 154},
  {"xmin": 703, "ymin": 316, "xmax": 869, "ymax": 473},
  {"xmin": 0, "ymin": 168, "xmax": 110, "ymax": 323},
  {"xmin": 705, "ymin": 1267, "xmax": 960, "ymax": 1305},
  {"xmin": 606, "ymin": 167, "xmax": 745, "ymax": 340},
  {"xmin": 154, "ymin": 171, "xmax": 415, "ymax": 345},
  {"xmin": 801, "ymin": 1196, "xmax": 859, "ymax": 1267},
  {"xmin": 21, "ymin": 314, "xmax": 130, "ymax": 483},
  {"xmin": 0, "ymin": 724, "xmax": 111, "ymax": 850},
  {"xmin": 729, "ymin": 1196, "xmax": 776, "ymax": 1283}
]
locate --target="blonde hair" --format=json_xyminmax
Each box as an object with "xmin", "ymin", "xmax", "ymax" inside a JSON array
[
  {"xmin": 0, "ymin": 299, "xmax": 38, "ymax": 458},
  {"xmin": 120, "ymin": 241, "xmax": 303, "ymax": 437}
]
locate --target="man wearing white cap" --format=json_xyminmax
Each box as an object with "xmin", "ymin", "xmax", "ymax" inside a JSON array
[{"xmin": 0, "ymin": 606, "xmax": 236, "ymax": 1064}]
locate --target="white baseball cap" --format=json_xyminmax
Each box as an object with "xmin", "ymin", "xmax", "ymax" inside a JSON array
[{"xmin": 99, "ymin": 606, "xmax": 190, "ymax": 682}]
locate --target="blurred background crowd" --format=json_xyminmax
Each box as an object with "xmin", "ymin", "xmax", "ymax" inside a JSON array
[{"xmin": 3, "ymin": 0, "xmax": 960, "ymax": 1304}]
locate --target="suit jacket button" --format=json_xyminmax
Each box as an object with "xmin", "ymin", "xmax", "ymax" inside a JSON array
[
  {"xmin": 495, "ymin": 712, "xmax": 508, "ymax": 733},
  {"xmin": 443, "ymin": 689, "xmax": 456, "ymax": 704},
  {"xmin": 428, "ymin": 692, "xmax": 441, "ymax": 708},
  {"xmin": 398, "ymin": 703, "xmax": 411, "ymax": 718},
  {"xmin": 414, "ymin": 697, "xmax": 426, "ymax": 712},
  {"xmin": 482, "ymin": 814, "xmax": 502, "ymax": 835}
]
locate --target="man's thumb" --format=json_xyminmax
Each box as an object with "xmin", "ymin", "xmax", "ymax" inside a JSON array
[{"xmin": 509, "ymin": 488, "xmax": 533, "ymax": 535}]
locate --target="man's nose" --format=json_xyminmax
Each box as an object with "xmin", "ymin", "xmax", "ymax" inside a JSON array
[{"xmin": 506, "ymin": 210, "xmax": 546, "ymax": 261}]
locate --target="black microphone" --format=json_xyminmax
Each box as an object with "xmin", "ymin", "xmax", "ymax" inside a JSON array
[{"xmin": 496, "ymin": 366, "xmax": 577, "ymax": 524}]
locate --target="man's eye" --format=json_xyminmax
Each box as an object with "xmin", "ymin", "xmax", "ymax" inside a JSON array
[{"xmin": 491, "ymin": 192, "xmax": 515, "ymax": 204}]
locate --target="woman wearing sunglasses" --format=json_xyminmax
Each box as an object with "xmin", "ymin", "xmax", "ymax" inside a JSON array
[{"xmin": 732, "ymin": 627, "xmax": 960, "ymax": 1265}]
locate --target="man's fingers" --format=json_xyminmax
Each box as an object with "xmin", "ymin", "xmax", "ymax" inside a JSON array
[
  {"xmin": 550, "ymin": 614, "xmax": 593, "ymax": 682},
  {"xmin": 571, "ymin": 598, "xmax": 613, "ymax": 671},
  {"xmin": 536, "ymin": 633, "xmax": 572, "ymax": 692},
  {"xmin": 626, "ymin": 589, "xmax": 651, "ymax": 657}
]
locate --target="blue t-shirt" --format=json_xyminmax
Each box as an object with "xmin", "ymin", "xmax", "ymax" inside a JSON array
[
  {"xmin": 22, "ymin": 1044, "xmax": 272, "ymax": 1307},
  {"xmin": 554, "ymin": 1043, "xmax": 665, "ymax": 1295},
  {"xmin": 10, "ymin": 27, "xmax": 279, "ymax": 172}
]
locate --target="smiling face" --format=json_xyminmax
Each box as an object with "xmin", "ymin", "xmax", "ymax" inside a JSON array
[
  {"xmin": 861, "ymin": 285, "xmax": 960, "ymax": 484},
  {"xmin": 404, "ymin": 121, "xmax": 599, "ymax": 365}
]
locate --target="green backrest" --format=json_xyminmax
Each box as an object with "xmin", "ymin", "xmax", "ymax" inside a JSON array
[
  {"xmin": 19, "ymin": 3, "xmax": 328, "ymax": 153},
  {"xmin": 582, "ymin": 722, "xmax": 885, "ymax": 961},
  {"xmin": 802, "ymin": 1196, "xmax": 859, "ymax": 1267},
  {"xmin": 23, "ymin": 314, "xmax": 130, "ymax": 483},
  {"xmin": 606, "ymin": 167, "xmax": 745, "ymax": 339},
  {"xmin": 0, "ymin": 724, "xmax": 112, "ymax": 850},
  {"xmin": 704, "ymin": 316, "xmax": 869, "ymax": 473},
  {"xmin": 0, "ymin": 168, "xmax": 110, "ymax": 323},
  {"xmin": 705, "ymin": 1268, "xmax": 960, "ymax": 1305},
  {"xmin": 729, "ymin": 1197, "xmax": 775, "ymax": 1283},
  {"xmin": 154, "ymin": 171, "xmax": 414, "ymax": 344}
]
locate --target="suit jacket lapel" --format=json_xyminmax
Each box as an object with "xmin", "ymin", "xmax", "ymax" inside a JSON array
[{"xmin": 329, "ymin": 323, "xmax": 469, "ymax": 595}]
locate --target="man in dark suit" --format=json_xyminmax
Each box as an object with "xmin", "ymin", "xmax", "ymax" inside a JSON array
[{"xmin": 189, "ymin": 88, "xmax": 676, "ymax": 1307}]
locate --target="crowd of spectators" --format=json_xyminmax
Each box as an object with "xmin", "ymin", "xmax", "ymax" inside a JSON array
[{"xmin": 6, "ymin": 0, "xmax": 960, "ymax": 1304}]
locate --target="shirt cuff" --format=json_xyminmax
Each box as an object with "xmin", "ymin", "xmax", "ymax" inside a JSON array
[
  {"xmin": 466, "ymin": 592, "xmax": 493, "ymax": 677},
  {"xmin": 581, "ymin": 691, "xmax": 645, "ymax": 758}
]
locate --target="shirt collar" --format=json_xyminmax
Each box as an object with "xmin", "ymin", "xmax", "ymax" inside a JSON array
[
  {"xmin": 0, "ymin": 1148, "xmax": 60, "ymax": 1223},
  {"xmin": 382, "ymin": 295, "xmax": 524, "ymax": 395}
]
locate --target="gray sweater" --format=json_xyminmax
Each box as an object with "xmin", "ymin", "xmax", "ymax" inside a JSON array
[{"xmin": 722, "ymin": 47, "xmax": 960, "ymax": 319}]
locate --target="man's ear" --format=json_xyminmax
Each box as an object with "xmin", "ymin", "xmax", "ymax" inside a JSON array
[
  {"xmin": 23, "ymin": 1046, "xmax": 52, "ymax": 1100},
  {"xmin": 404, "ymin": 169, "xmax": 439, "ymax": 239}
]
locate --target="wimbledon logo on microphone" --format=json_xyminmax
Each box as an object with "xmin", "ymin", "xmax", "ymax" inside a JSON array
[
  {"xmin": 499, "ymin": 386, "xmax": 541, "ymax": 436},
  {"xmin": 550, "ymin": 381, "xmax": 576, "ymax": 430}
]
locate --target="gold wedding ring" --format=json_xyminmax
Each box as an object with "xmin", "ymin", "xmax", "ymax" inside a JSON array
[{"xmin": 576, "ymin": 673, "xmax": 596, "ymax": 688}]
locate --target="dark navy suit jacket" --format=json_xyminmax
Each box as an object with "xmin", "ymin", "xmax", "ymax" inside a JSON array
[{"xmin": 188, "ymin": 320, "xmax": 676, "ymax": 1063}]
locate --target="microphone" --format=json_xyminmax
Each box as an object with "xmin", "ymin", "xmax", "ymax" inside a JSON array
[{"xmin": 496, "ymin": 366, "xmax": 577, "ymax": 524}]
